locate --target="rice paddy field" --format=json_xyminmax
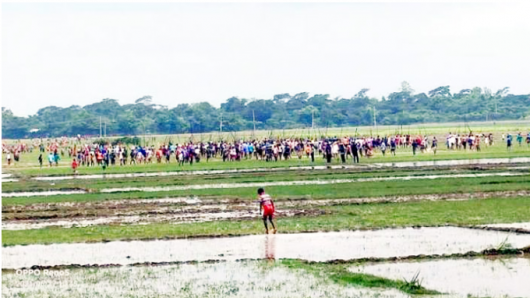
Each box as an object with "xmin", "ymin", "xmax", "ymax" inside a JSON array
[{"xmin": 2, "ymin": 121, "xmax": 530, "ymax": 297}]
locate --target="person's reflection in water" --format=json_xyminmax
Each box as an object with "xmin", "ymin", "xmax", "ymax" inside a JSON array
[{"xmin": 265, "ymin": 234, "xmax": 276, "ymax": 262}]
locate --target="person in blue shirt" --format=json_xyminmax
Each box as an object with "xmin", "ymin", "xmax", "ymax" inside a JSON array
[
  {"xmin": 506, "ymin": 134, "xmax": 513, "ymax": 151},
  {"xmin": 243, "ymin": 143, "xmax": 249, "ymax": 159}
]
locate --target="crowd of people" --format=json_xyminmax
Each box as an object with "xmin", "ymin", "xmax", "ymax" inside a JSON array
[{"xmin": 2, "ymin": 132, "xmax": 530, "ymax": 169}]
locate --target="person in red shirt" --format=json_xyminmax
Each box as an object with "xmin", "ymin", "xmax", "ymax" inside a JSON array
[
  {"xmin": 258, "ymin": 188, "xmax": 276, "ymax": 234},
  {"xmin": 71, "ymin": 158, "xmax": 78, "ymax": 174}
]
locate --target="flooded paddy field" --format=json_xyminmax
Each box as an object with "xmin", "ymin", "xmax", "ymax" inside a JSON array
[
  {"xmin": 3, "ymin": 149, "xmax": 530, "ymax": 297},
  {"xmin": 355, "ymin": 256, "xmax": 530, "ymax": 297},
  {"xmin": 4, "ymin": 191, "xmax": 530, "ymax": 231},
  {"xmin": 2, "ymin": 261, "xmax": 410, "ymax": 298},
  {"xmin": 4, "ymin": 227, "xmax": 530, "ymax": 269}
]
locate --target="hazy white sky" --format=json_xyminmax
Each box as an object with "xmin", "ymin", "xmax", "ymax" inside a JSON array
[{"xmin": 2, "ymin": 2, "xmax": 530, "ymax": 116}]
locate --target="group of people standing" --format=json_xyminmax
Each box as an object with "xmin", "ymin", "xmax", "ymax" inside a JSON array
[{"xmin": 3, "ymin": 131, "xmax": 530, "ymax": 168}]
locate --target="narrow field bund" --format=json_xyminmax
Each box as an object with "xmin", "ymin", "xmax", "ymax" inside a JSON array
[{"xmin": 3, "ymin": 227, "xmax": 530, "ymax": 269}]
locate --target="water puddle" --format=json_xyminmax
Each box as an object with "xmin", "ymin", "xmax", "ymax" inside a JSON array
[
  {"xmin": 26, "ymin": 157, "xmax": 530, "ymax": 181},
  {"xmin": 2, "ymin": 261, "xmax": 410, "ymax": 298},
  {"xmin": 3, "ymin": 227, "xmax": 530, "ymax": 269},
  {"xmin": 355, "ymin": 257, "xmax": 530, "ymax": 297}
]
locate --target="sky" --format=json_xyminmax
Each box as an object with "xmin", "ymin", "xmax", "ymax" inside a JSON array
[{"xmin": 2, "ymin": 2, "xmax": 530, "ymax": 117}]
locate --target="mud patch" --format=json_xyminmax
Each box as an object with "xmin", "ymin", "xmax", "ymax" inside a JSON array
[
  {"xmin": 355, "ymin": 257, "xmax": 530, "ymax": 297},
  {"xmin": 4, "ymin": 227, "xmax": 530, "ymax": 269}
]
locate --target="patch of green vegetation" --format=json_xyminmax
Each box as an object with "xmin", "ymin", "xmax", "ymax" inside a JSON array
[
  {"xmin": 4, "ymin": 197, "xmax": 530, "ymax": 246},
  {"xmin": 280, "ymin": 260, "xmax": 439, "ymax": 295}
]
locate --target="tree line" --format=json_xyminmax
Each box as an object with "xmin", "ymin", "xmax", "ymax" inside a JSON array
[{"xmin": 2, "ymin": 83, "xmax": 530, "ymax": 139}]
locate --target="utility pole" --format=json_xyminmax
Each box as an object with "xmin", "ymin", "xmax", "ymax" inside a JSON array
[
  {"xmin": 495, "ymin": 100, "xmax": 498, "ymax": 116},
  {"xmin": 312, "ymin": 110, "xmax": 314, "ymax": 129},
  {"xmin": 252, "ymin": 110, "xmax": 256, "ymax": 132},
  {"xmin": 104, "ymin": 122, "xmax": 107, "ymax": 138},
  {"xmin": 373, "ymin": 106, "xmax": 377, "ymax": 132},
  {"xmin": 220, "ymin": 113, "xmax": 223, "ymax": 133},
  {"xmin": 99, "ymin": 117, "xmax": 102, "ymax": 138}
]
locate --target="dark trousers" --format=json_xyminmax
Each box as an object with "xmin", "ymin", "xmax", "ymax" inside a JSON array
[
  {"xmin": 326, "ymin": 154, "xmax": 332, "ymax": 163},
  {"xmin": 353, "ymin": 153, "xmax": 359, "ymax": 163},
  {"xmin": 311, "ymin": 152, "xmax": 315, "ymax": 163},
  {"xmin": 340, "ymin": 153, "xmax": 346, "ymax": 163}
]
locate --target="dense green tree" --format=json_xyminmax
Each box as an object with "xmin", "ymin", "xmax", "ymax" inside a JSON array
[{"xmin": 2, "ymin": 86, "xmax": 529, "ymax": 139}]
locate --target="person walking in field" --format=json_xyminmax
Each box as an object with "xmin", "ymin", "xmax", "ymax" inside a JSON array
[
  {"xmin": 71, "ymin": 158, "xmax": 78, "ymax": 174},
  {"xmin": 432, "ymin": 137, "xmax": 438, "ymax": 155},
  {"xmin": 506, "ymin": 134, "xmax": 513, "ymax": 151},
  {"xmin": 390, "ymin": 137, "xmax": 396, "ymax": 156},
  {"xmin": 48, "ymin": 152, "xmax": 54, "ymax": 167},
  {"xmin": 516, "ymin": 133, "xmax": 523, "ymax": 146},
  {"xmin": 258, "ymin": 188, "xmax": 276, "ymax": 234},
  {"xmin": 380, "ymin": 140, "xmax": 386, "ymax": 156},
  {"xmin": 6, "ymin": 152, "xmax": 12, "ymax": 166},
  {"xmin": 38, "ymin": 153, "xmax": 43, "ymax": 168}
]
